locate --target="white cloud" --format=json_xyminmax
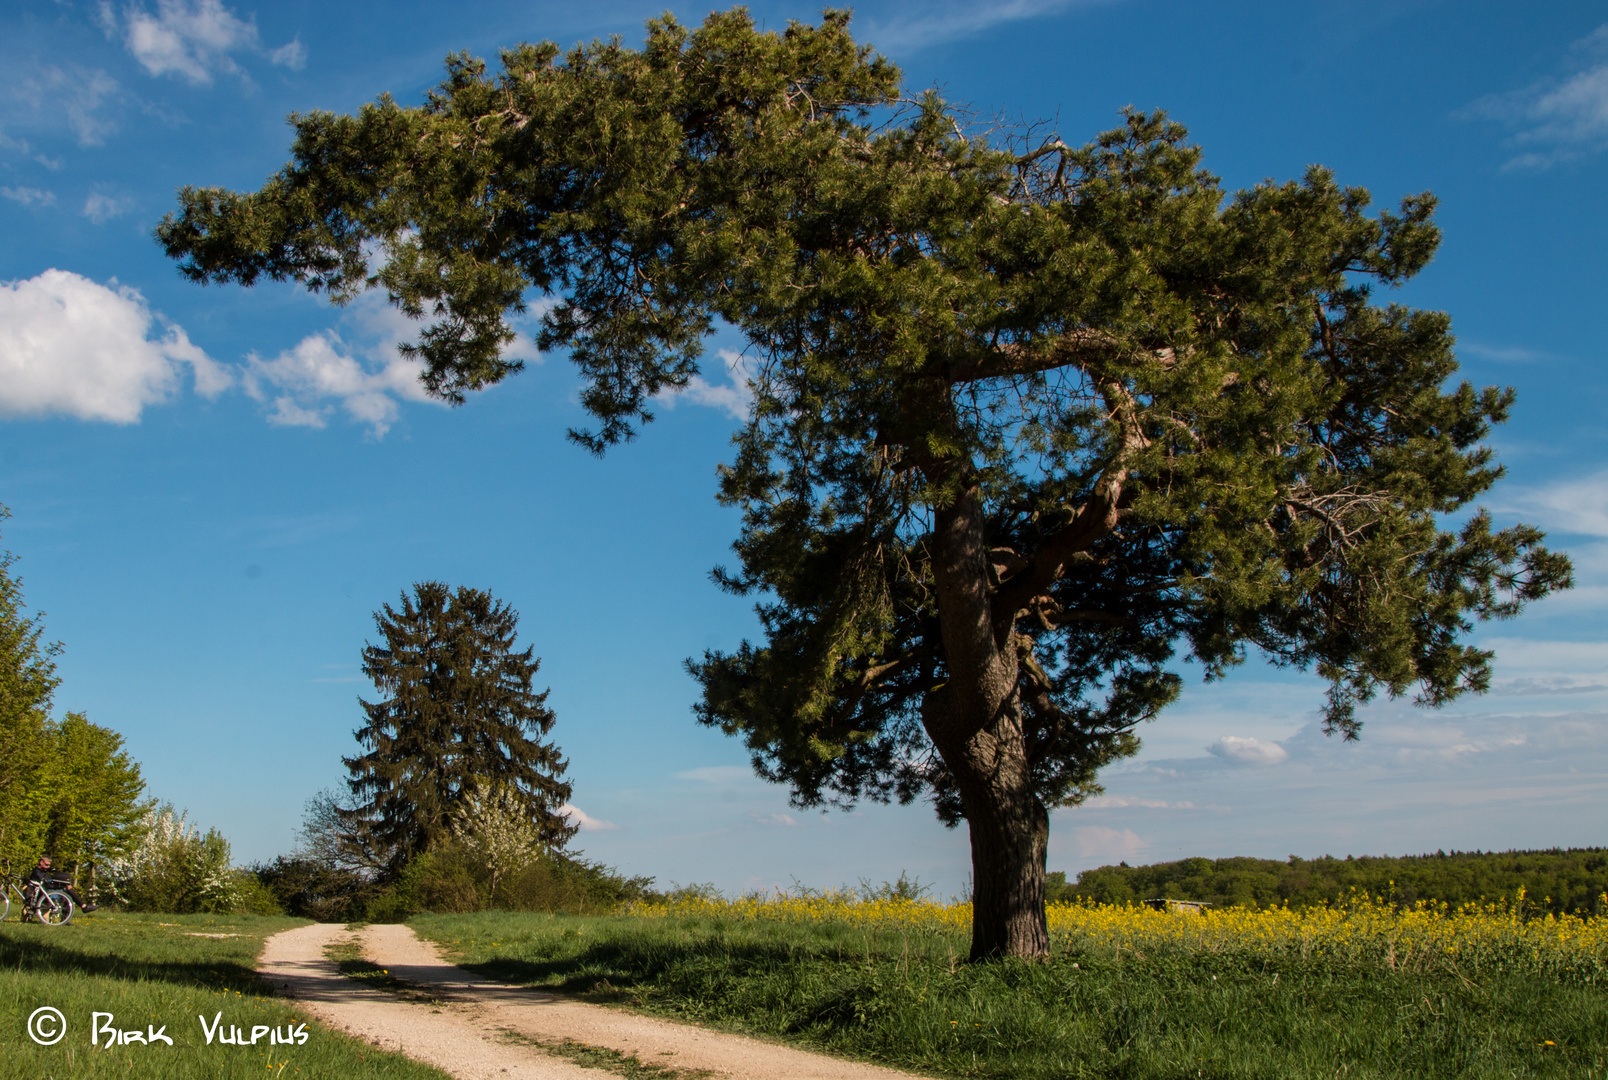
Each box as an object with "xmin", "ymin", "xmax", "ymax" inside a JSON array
[
  {"xmin": 83, "ymin": 192, "xmax": 135, "ymax": 223},
  {"xmin": 239, "ymin": 293, "xmax": 534, "ymax": 437},
  {"xmin": 660, "ymin": 349, "xmax": 757, "ymax": 420},
  {"xmin": 244, "ymin": 333, "xmax": 428, "ymax": 436},
  {"xmin": 1, "ymin": 186, "xmax": 55, "ymax": 207},
  {"xmin": 1466, "ymin": 23, "xmax": 1608, "ymax": 168},
  {"xmin": 560, "ymin": 803, "xmax": 621, "ymax": 832},
  {"xmin": 1206, "ymin": 735, "xmax": 1289, "ymax": 766},
  {"xmin": 1499, "ymin": 469, "xmax": 1608, "ymax": 538},
  {"xmin": 266, "ymin": 39, "xmax": 306, "ymax": 70},
  {"xmin": 1082, "ymin": 795, "xmax": 1196, "ymax": 810},
  {"xmin": 0, "ymin": 269, "xmax": 229, "ymax": 422},
  {"xmin": 861, "ymin": 0, "xmax": 1113, "ymax": 55},
  {"xmin": 103, "ymin": 0, "xmax": 304, "ymax": 85}
]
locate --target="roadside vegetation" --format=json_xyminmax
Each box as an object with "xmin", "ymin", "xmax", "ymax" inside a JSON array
[
  {"xmin": 414, "ymin": 891, "xmax": 1608, "ymax": 1080},
  {"xmin": 0, "ymin": 912, "xmax": 449, "ymax": 1079}
]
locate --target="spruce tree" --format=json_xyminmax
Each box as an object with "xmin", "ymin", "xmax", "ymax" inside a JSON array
[
  {"xmin": 158, "ymin": 10, "xmax": 1572, "ymax": 956},
  {"xmin": 343, "ymin": 582, "xmax": 575, "ymax": 876}
]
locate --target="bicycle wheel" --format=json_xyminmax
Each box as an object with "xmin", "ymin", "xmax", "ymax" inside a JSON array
[
  {"xmin": 0, "ymin": 892, "xmax": 9, "ymax": 922},
  {"xmin": 35, "ymin": 890, "xmax": 73, "ymax": 926}
]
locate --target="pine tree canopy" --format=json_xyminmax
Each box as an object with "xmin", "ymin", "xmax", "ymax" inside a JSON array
[
  {"xmin": 344, "ymin": 581, "xmax": 575, "ymax": 876},
  {"xmin": 158, "ymin": 9, "xmax": 1572, "ymax": 956}
]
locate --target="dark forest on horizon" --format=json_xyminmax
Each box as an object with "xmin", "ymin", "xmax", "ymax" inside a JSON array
[{"xmin": 1055, "ymin": 848, "xmax": 1608, "ymax": 916}]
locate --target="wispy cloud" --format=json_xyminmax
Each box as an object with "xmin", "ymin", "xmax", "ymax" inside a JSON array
[
  {"xmin": 99, "ymin": 0, "xmax": 305, "ymax": 86},
  {"xmin": 6, "ymin": 63, "xmax": 123, "ymax": 146},
  {"xmin": 1, "ymin": 186, "xmax": 56, "ymax": 207},
  {"xmin": 1465, "ymin": 23, "xmax": 1608, "ymax": 169},
  {"xmin": 1497, "ymin": 469, "xmax": 1608, "ymax": 538},
  {"xmin": 1056, "ymin": 824, "xmax": 1147, "ymax": 863},
  {"xmin": 746, "ymin": 811, "xmax": 802, "ymax": 828},
  {"xmin": 1082, "ymin": 795, "xmax": 1198, "ymax": 810},
  {"xmin": 860, "ymin": 0, "xmax": 1115, "ymax": 56},
  {"xmin": 674, "ymin": 765, "xmax": 754, "ymax": 786},
  {"xmin": 83, "ymin": 192, "xmax": 135, "ymax": 223},
  {"xmin": 1457, "ymin": 341, "xmax": 1558, "ymax": 364}
]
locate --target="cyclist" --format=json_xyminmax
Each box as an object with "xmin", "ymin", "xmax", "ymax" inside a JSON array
[{"xmin": 19, "ymin": 857, "xmax": 53, "ymax": 920}]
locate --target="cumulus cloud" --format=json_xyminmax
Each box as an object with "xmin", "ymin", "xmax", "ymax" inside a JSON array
[
  {"xmin": 244, "ymin": 332, "xmax": 429, "ymax": 436},
  {"xmin": 239, "ymin": 295, "xmax": 488, "ymax": 436},
  {"xmin": 861, "ymin": 0, "xmax": 1115, "ymax": 55},
  {"xmin": 0, "ymin": 269, "xmax": 229, "ymax": 422},
  {"xmin": 82, "ymin": 192, "xmax": 135, "ymax": 223},
  {"xmin": 1466, "ymin": 23, "xmax": 1608, "ymax": 168},
  {"xmin": 101, "ymin": 0, "xmax": 304, "ymax": 85},
  {"xmin": 1206, "ymin": 735, "xmax": 1289, "ymax": 766},
  {"xmin": 560, "ymin": 803, "xmax": 621, "ymax": 832},
  {"xmin": 659, "ymin": 348, "xmax": 758, "ymax": 420},
  {"xmin": 1, "ymin": 186, "xmax": 55, "ymax": 207}
]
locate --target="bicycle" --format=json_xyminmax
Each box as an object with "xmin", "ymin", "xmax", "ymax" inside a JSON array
[{"xmin": 0, "ymin": 859, "xmax": 75, "ymax": 926}]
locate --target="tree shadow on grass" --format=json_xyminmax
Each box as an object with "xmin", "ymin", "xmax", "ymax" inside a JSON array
[
  {"xmin": 0, "ymin": 930, "xmax": 269, "ymax": 995},
  {"xmin": 456, "ymin": 934, "xmax": 836, "ymax": 994}
]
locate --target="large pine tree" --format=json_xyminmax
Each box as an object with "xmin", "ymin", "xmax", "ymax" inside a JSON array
[
  {"xmin": 344, "ymin": 582, "xmax": 575, "ymax": 876},
  {"xmin": 157, "ymin": 10, "xmax": 1572, "ymax": 956}
]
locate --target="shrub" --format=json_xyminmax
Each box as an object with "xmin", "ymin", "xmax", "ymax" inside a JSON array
[
  {"xmin": 101, "ymin": 805, "xmax": 239, "ymax": 913},
  {"xmin": 370, "ymin": 839, "xmax": 654, "ymax": 918},
  {"xmin": 251, "ymin": 855, "xmax": 381, "ymax": 922},
  {"xmin": 233, "ymin": 870, "xmax": 286, "ymax": 915}
]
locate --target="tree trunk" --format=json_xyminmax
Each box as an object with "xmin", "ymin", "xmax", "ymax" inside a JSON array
[
  {"xmin": 922, "ymin": 455, "xmax": 1052, "ymax": 960},
  {"xmin": 962, "ymin": 779, "xmax": 1050, "ymax": 959}
]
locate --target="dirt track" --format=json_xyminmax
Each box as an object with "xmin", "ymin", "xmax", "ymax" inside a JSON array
[{"xmin": 256, "ymin": 922, "xmax": 929, "ymax": 1080}]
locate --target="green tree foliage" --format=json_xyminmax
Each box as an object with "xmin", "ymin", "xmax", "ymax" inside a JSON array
[
  {"xmin": 43, "ymin": 711, "xmax": 152, "ymax": 890},
  {"xmin": 1063, "ymin": 849, "xmax": 1608, "ymax": 917},
  {"xmin": 0, "ymin": 507, "xmax": 151, "ymax": 883},
  {"xmin": 343, "ymin": 582, "xmax": 576, "ymax": 877},
  {"xmin": 0, "ymin": 507, "xmax": 61, "ymax": 866},
  {"xmin": 157, "ymin": 10, "xmax": 1571, "ymax": 957}
]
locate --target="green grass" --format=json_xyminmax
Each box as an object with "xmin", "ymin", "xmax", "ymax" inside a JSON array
[
  {"xmin": 0, "ymin": 911, "xmax": 452, "ymax": 1079},
  {"xmin": 414, "ymin": 910, "xmax": 1608, "ymax": 1080}
]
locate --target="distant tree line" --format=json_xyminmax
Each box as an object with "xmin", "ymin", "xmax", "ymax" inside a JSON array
[{"xmin": 1050, "ymin": 850, "xmax": 1608, "ymax": 916}]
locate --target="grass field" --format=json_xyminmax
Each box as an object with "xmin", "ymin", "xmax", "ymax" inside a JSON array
[
  {"xmin": 416, "ymin": 894, "xmax": 1608, "ymax": 1080},
  {"xmin": 0, "ymin": 911, "xmax": 450, "ymax": 1079}
]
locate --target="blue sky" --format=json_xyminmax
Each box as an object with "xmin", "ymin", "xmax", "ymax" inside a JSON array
[{"xmin": 1, "ymin": 0, "xmax": 1604, "ymax": 896}]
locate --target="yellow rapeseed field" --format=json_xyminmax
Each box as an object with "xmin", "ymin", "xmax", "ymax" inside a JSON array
[{"xmin": 628, "ymin": 888, "xmax": 1608, "ymax": 980}]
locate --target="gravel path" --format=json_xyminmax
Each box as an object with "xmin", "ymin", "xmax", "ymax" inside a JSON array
[
  {"xmin": 257, "ymin": 922, "xmax": 930, "ymax": 1080},
  {"xmin": 257, "ymin": 922, "xmax": 604, "ymax": 1079}
]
